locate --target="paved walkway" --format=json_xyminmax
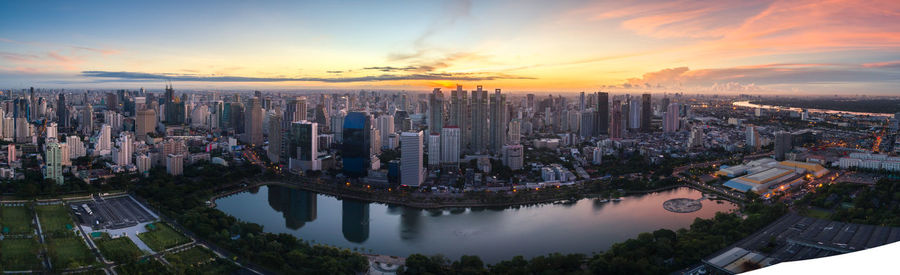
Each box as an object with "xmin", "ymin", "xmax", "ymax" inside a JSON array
[{"xmin": 80, "ymin": 222, "xmax": 155, "ymax": 253}]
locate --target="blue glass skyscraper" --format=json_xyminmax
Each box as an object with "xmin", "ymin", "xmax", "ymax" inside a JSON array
[{"xmin": 342, "ymin": 112, "xmax": 370, "ymax": 177}]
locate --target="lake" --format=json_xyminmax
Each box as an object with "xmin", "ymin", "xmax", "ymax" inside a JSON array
[{"xmin": 215, "ymin": 185, "xmax": 737, "ymax": 263}]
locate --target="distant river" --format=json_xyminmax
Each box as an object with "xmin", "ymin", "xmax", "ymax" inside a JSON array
[
  {"xmin": 215, "ymin": 185, "xmax": 737, "ymax": 263},
  {"xmin": 733, "ymin": 101, "xmax": 892, "ymax": 117}
]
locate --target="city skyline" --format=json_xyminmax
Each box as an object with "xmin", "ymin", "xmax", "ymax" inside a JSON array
[{"xmin": 1, "ymin": 0, "xmax": 899, "ymax": 94}]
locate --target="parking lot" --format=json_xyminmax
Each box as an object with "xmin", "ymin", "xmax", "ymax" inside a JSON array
[{"xmin": 71, "ymin": 195, "xmax": 157, "ymax": 230}]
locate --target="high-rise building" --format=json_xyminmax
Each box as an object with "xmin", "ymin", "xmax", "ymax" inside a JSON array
[
  {"xmin": 285, "ymin": 97, "xmax": 307, "ymax": 125},
  {"xmin": 96, "ymin": 124, "xmax": 112, "ymax": 154},
  {"xmin": 400, "ymin": 131, "xmax": 424, "ymax": 187},
  {"xmin": 243, "ymin": 96, "xmax": 264, "ymax": 146},
  {"xmin": 290, "ymin": 121, "xmax": 320, "ymax": 172},
  {"xmin": 377, "ymin": 115, "xmax": 394, "ymax": 149},
  {"xmin": 136, "ymin": 154, "xmax": 151, "ymax": 176},
  {"xmin": 268, "ymin": 114, "xmax": 283, "ymax": 163},
  {"xmin": 449, "ymin": 85, "xmax": 469, "ymax": 152},
  {"xmin": 57, "ymin": 93, "xmax": 69, "ymax": 129},
  {"xmin": 440, "ymin": 127, "xmax": 460, "ymax": 166},
  {"xmin": 664, "ymin": 103, "xmax": 681, "ymax": 133},
  {"xmin": 628, "ymin": 99, "xmax": 641, "ymax": 130},
  {"xmin": 596, "ymin": 92, "xmax": 609, "ymax": 136},
  {"xmin": 342, "ymin": 112, "xmax": 370, "ymax": 177},
  {"xmin": 580, "ymin": 110, "xmax": 595, "ymax": 139},
  {"xmin": 46, "ymin": 122, "xmax": 57, "ymax": 140},
  {"xmin": 507, "ymin": 119, "xmax": 521, "ymax": 145},
  {"xmin": 428, "ymin": 133, "xmax": 441, "ymax": 167},
  {"xmin": 81, "ymin": 105, "xmax": 94, "ymax": 136},
  {"xmin": 746, "ymin": 125, "xmax": 760, "ymax": 149},
  {"xmin": 688, "ymin": 126, "xmax": 704, "ymax": 148},
  {"xmin": 502, "ymin": 144, "xmax": 524, "ymax": 171},
  {"xmin": 470, "ymin": 86, "xmax": 488, "ymax": 153},
  {"xmin": 428, "ymin": 88, "xmax": 444, "ymax": 135},
  {"xmin": 489, "ymin": 89, "xmax": 507, "ymax": 154},
  {"xmin": 774, "ymin": 131, "xmax": 793, "ymax": 161},
  {"xmin": 45, "ymin": 139, "xmax": 63, "ymax": 184},
  {"xmin": 166, "ymin": 154, "xmax": 183, "ymax": 176},
  {"xmin": 136, "ymin": 108, "xmax": 156, "ymax": 141},
  {"xmin": 66, "ymin": 135, "xmax": 85, "ymax": 159},
  {"xmin": 641, "ymin": 93, "xmax": 652, "ymax": 132}
]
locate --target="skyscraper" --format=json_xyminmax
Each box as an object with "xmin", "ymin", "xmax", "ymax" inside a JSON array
[
  {"xmin": 342, "ymin": 112, "xmax": 370, "ymax": 177},
  {"xmin": 596, "ymin": 92, "xmax": 609, "ymax": 136},
  {"xmin": 377, "ymin": 115, "xmax": 394, "ymax": 149},
  {"xmin": 441, "ymin": 126, "xmax": 460, "ymax": 167},
  {"xmin": 664, "ymin": 103, "xmax": 681, "ymax": 133},
  {"xmin": 244, "ymin": 96, "xmax": 264, "ymax": 146},
  {"xmin": 449, "ymin": 85, "xmax": 469, "ymax": 152},
  {"xmin": 746, "ymin": 125, "xmax": 760, "ymax": 149},
  {"xmin": 470, "ymin": 86, "xmax": 488, "ymax": 153},
  {"xmin": 136, "ymin": 108, "xmax": 157, "ymax": 141},
  {"xmin": 57, "ymin": 93, "xmax": 68, "ymax": 129},
  {"xmin": 400, "ymin": 131, "xmax": 424, "ymax": 187},
  {"xmin": 428, "ymin": 133, "xmax": 441, "ymax": 168},
  {"xmin": 268, "ymin": 114, "xmax": 283, "ymax": 163},
  {"xmin": 774, "ymin": 131, "xmax": 793, "ymax": 161},
  {"xmin": 428, "ymin": 88, "xmax": 444, "ymax": 135},
  {"xmin": 608, "ymin": 100, "xmax": 621, "ymax": 139},
  {"xmin": 641, "ymin": 93, "xmax": 652, "ymax": 132},
  {"xmin": 285, "ymin": 97, "xmax": 307, "ymax": 125},
  {"xmin": 290, "ymin": 121, "xmax": 320, "ymax": 172},
  {"xmin": 507, "ymin": 119, "xmax": 521, "ymax": 145},
  {"xmin": 45, "ymin": 139, "xmax": 63, "ymax": 184},
  {"xmin": 489, "ymin": 89, "xmax": 507, "ymax": 154}
]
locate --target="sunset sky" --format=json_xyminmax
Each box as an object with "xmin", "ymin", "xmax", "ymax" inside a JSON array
[{"xmin": 1, "ymin": 0, "xmax": 899, "ymax": 94}]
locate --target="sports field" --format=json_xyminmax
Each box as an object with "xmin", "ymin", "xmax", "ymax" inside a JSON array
[
  {"xmin": 137, "ymin": 222, "xmax": 190, "ymax": 252},
  {"xmin": 96, "ymin": 236, "xmax": 145, "ymax": 263},
  {"xmin": 0, "ymin": 238, "xmax": 43, "ymax": 271},
  {"xmin": 47, "ymin": 237, "xmax": 96, "ymax": 269},
  {"xmin": 1, "ymin": 205, "xmax": 34, "ymax": 235},
  {"xmin": 36, "ymin": 204, "xmax": 74, "ymax": 236}
]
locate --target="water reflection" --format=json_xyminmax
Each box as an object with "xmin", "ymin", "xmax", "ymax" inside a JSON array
[
  {"xmin": 342, "ymin": 199, "xmax": 370, "ymax": 243},
  {"xmin": 217, "ymin": 186, "xmax": 738, "ymax": 263},
  {"xmin": 267, "ymin": 185, "xmax": 317, "ymax": 230}
]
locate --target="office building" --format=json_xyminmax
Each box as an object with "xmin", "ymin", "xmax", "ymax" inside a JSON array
[
  {"xmin": 502, "ymin": 144, "xmax": 524, "ymax": 170},
  {"xmin": 243, "ymin": 96, "xmax": 264, "ymax": 145},
  {"xmin": 441, "ymin": 127, "xmax": 460, "ymax": 166},
  {"xmin": 774, "ymin": 131, "xmax": 793, "ymax": 161},
  {"xmin": 641, "ymin": 93, "xmax": 652, "ymax": 132},
  {"xmin": 596, "ymin": 92, "xmax": 609, "ymax": 136},
  {"xmin": 342, "ymin": 112, "xmax": 370, "ymax": 177},
  {"xmin": 289, "ymin": 121, "xmax": 320, "ymax": 172},
  {"xmin": 428, "ymin": 88, "xmax": 444, "ymax": 135},
  {"xmin": 268, "ymin": 114, "xmax": 283, "ymax": 163},
  {"xmin": 136, "ymin": 108, "xmax": 156, "ymax": 141},
  {"xmin": 663, "ymin": 102, "xmax": 681, "ymax": 133},
  {"xmin": 400, "ymin": 131, "xmax": 424, "ymax": 186}
]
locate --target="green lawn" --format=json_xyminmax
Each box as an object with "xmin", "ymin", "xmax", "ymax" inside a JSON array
[
  {"xmin": 164, "ymin": 246, "xmax": 217, "ymax": 269},
  {"xmin": 47, "ymin": 237, "xmax": 97, "ymax": 269},
  {"xmin": 137, "ymin": 223, "xmax": 190, "ymax": 252},
  {"xmin": 35, "ymin": 204, "xmax": 74, "ymax": 236},
  {"xmin": 96, "ymin": 236, "xmax": 145, "ymax": 263},
  {"xmin": 1, "ymin": 205, "xmax": 34, "ymax": 235},
  {"xmin": 0, "ymin": 238, "xmax": 43, "ymax": 271}
]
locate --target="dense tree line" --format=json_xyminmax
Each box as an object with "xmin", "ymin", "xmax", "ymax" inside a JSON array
[
  {"xmin": 132, "ymin": 161, "xmax": 369, "ymax": 274},
  {"xmin": 798, "ymin": 178, "xmax": 900, "ymax": 226},
  {"xmin": 400, "ymin": 202, "xmax": 786, "ymax": 275}
]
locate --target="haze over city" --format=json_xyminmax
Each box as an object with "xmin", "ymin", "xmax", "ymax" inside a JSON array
[
  {"xmin": 2, "ymin": 0, "xmax": 899, "ymax": 94},
  {"xmin": 1, "ymin": 1, "xmax": 900, "ymax": 275}
]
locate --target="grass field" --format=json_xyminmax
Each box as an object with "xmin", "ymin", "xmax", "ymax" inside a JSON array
[
  {"xmin": 164, "ymin": 246, "xmax": 216, "ymax": 269},
  {"xmin": 47, "ymin": 237, "xmax": 96, "ymax": 269},
  {"xmin": 96, "ymin": 237, "xmax": 145, "ymax": 263},
  {"xmin": 137, "ymin": 223, "xmax": 190, "ymax": 252},
  {"xmin": 803, "ymin": 207, "xmax": 833, "ymax": 220},
  {"xmin": 1, "ymin": 205, "xmax": 34, "ymax": 235},
  {"xmin": 0, "ymin": 238, "xmax": 43, "ymax": 271},
  {"xmin": 35, "ymin": 204, "xmax": 74, "ymax": 235}
]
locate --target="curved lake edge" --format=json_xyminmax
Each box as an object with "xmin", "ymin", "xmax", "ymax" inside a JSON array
[{"xmin": 210, "ymin": 180, "xmax": 738, "ymax": 211}]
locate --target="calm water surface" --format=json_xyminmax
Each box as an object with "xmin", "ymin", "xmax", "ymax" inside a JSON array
[{"xmin": 215, "ymin": 185, "xmax": 737, "ymax": 262}]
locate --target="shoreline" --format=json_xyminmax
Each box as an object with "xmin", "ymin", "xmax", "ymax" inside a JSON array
[{"xmin": 208, "ymin": 180, "xmax": 735, "ymax": 210}]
